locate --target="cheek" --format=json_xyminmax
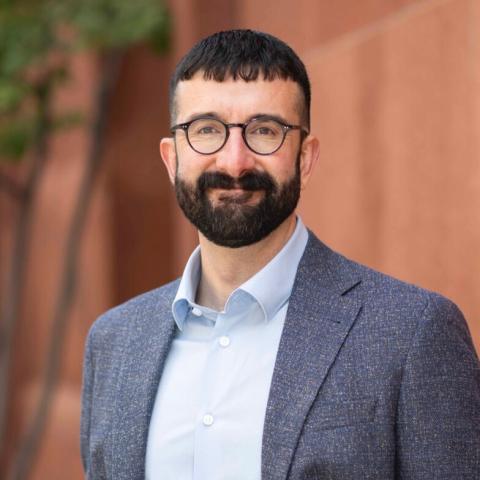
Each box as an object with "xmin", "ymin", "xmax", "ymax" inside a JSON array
[
  {"xmin": 175, "ymin": 151, "xmax": 213, "ymax": 183},
  {"xmin": 268, "ymin": 151, "xmax": 299, "ymax": 181}
]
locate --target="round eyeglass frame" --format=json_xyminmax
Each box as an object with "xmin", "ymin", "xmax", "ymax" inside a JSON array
[{"xmin": 170, "ymin": 116, "xmax": 309, "ymax": 156}]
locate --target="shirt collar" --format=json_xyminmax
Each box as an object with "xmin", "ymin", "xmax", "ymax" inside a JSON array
[
  {"xmin": 172, "ymin": 245, "xmax": 202, "ymax": 330},
  {"xmin": 172, "ymin": 217, "xmax": 308, "ymax": 329},
  {"xmin": 237, "ymin": 217, "xmax": 308, "ymax": 321}
]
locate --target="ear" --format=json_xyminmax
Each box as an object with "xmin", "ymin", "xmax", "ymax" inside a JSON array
[
  {"xmin": 298, "ymin": 134, "xmax": 320, "ymax": 189},
  {"xmin": 159, "ymin": 137, "xmax": 177, "ymax": 184}
]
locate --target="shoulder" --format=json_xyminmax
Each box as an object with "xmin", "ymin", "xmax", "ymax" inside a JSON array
[
  {"xmin": 300, "ymin": 232, "xmax": 479, "ymax": 384},
  {"xmin": 301, "ymin": 231, "xmax": 467, "ymax": 334},
  {"xmin": 86, "ymin": 278, "xmax": 180, "ymax": 350}
]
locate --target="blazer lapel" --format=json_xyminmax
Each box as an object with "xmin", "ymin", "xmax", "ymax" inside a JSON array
[
  {"xmin": 110, "ymin": 283, "xmax": 178, "ymax": 480},
  {"xmin": 262, "ymin": 235, "xmax": 362, "ymax": 480}
]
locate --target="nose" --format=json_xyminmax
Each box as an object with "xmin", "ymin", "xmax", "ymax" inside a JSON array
[{"xmin": 214, "ymin": 126, "xmax": 256, "ymax": 178}]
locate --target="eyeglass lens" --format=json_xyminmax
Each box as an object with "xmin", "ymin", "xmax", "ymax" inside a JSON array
[{"xmin": 187, "ymin": 118, "xmax": 285, "ymax": 155}]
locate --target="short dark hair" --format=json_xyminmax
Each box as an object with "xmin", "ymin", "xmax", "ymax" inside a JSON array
[{"xmin": 169, "ymin": 29, "xmax": 311, "ymax": 129}]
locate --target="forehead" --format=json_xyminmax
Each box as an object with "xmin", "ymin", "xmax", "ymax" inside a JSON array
[{"xmin": 173, "ymin": 74, "xmax": 303, "ymax": 123}]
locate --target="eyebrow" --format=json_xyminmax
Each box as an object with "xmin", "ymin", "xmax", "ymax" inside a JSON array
[
  {"xmin": 250, "ymin": 113, "xmax": 293, "ymax": 125},
  {"xmin": 180, "ymin": 112, "xmax": 295, "ymax": 125},
  {"xmin": 181, "ymin": 112, "xmax": 221, "ymax": 123}
]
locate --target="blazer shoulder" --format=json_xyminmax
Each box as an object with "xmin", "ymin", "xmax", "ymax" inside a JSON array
[
  {"xmin": 302, "ymin": 233, "xmax": 477, "ymax": 370},
  {"xmin": 304, "ymin": 231, "xmax": 464, "ymax": 322},
  {"xmin": 86, "ymin": 278, "xmax": 180, "ymax": 348}
]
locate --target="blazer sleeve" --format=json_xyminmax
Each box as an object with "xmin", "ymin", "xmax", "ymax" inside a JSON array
[
  {"xmin": 80, "ymin": 326, "xmax": 95, "ymax": 477},
  {"xmin": 396, "ymin": 293, "xmax": 480, "ymax": 478}
]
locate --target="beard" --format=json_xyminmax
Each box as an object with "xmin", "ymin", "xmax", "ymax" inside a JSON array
[{"xmin": 174, "ymin": 156, "xmax": 301, "ymax": 248}]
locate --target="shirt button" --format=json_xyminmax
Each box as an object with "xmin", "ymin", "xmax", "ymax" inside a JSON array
[
  {"xmin": 218, "ymin": 336, "xmax": 230, "ymax": 348},
  {"xmin": 191, "ymin": 307, "xmax": 202, "ymax": 317},
  {"xmin": 202, "ymin": 414, "xmax": 214, "ymax": 426}
]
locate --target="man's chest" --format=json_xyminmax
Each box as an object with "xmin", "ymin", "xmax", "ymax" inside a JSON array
[{"xmin": 145, "ymin": 301, "xmax": 287, "ymax": 479}]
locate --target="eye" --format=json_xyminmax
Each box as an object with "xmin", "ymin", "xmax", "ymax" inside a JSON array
[
  {"xmin": 255, "ymin": 126, "xmax": 275, "ymax": 136},
  {"xmin": 247, "ymin": 120, "xmax": 282, "ymax": 138},
  {"xmin": 190, "ymin": 119, "xmax": 224, "ymax": 136},
  {"xmin": 198, "ymin": 126, "xmax": 217, "ymax": 134}
]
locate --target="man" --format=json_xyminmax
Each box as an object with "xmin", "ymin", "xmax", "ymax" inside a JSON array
[{"xmin": 80, "ymin": 30, "xmax": 480, "ymax": 479}]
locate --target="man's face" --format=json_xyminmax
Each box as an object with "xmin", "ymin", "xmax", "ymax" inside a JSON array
[{"xmin": 161, "ymin": 74, "xmax": 317, "ymax": 248}]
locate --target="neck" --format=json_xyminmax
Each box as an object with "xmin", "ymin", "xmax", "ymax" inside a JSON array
[{"xmin": 195, "ymin": 214, "xmax": 297, "ymax": 310}]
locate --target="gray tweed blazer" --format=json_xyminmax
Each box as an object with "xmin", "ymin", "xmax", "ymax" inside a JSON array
[{"xmin": 81, "ymin": 232, "xmax": 480, "ymax": 479}]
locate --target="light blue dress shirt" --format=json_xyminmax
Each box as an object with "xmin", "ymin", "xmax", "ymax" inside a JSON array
[{"xmin": 145, "ymin": 218, "xmax": 308, "ymax": 480}]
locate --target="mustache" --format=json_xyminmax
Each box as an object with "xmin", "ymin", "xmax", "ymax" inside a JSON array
[{"xmin": 197, "ymin": 171, "xmax": 276, "ymax": 193}]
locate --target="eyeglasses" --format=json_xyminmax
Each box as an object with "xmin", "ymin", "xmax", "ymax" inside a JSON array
[{"xmin": 170, "ymin": 116, "xmax": 309, "ymax": 155}]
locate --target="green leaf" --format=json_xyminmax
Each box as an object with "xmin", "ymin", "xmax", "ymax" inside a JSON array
[
  {"xmin": 0, "ymin": 0, "xmax": 170, "ymax": 163},
  {"xmin": 0, "ymin": 81, "xmax": 29, "ymax": 114},
  {"xmin": 148, "ymin": 6, "xmax": 171, "ymax": 54},
  {"xmin": 0, "ymin": 7, "xmax": 58, "ymax": 77},
  {"xmin": 64, "ymin": 0, "xmax": 170, "ymax": 50},
  {"xmin": 0, "ymin": 119, "xmax": 35, "ymax": 161}
]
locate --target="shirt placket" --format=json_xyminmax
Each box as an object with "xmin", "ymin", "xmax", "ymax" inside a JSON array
[{"xmin": 192, "ymin": 304, "xmax": 239, "ymax": 479}]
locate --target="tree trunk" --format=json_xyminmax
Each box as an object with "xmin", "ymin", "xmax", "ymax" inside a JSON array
[
  {"xmin": 0, "ymin": 81, "xmax": 52, "ymax": 458},
  {"xmin": 8, "ymin": 49, "xmax": 124, "ymax": 480}
]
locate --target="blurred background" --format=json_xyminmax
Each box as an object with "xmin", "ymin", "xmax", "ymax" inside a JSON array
[{"xmin": 0, "ymin": 0, "xmax": 479, "ymax": 478}]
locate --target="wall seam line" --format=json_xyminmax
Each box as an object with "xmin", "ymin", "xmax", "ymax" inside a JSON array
[{"xmin": 302, "ymin": 0, "xmax": 457, "ymax": 61}]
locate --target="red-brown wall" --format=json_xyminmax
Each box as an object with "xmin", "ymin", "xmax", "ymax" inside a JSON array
[{"xmin": 1, "ymin": 0, "xmax": 478, "ymax": 477}]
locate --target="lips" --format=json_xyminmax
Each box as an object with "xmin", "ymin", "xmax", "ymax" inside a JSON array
[
  {"xmin": 198, "ymin": 171, "xmax": 275, "ymax": 194},
  {"xmin": 212, "ymin": 187, "xmax": 263, "ymax": 205}
]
